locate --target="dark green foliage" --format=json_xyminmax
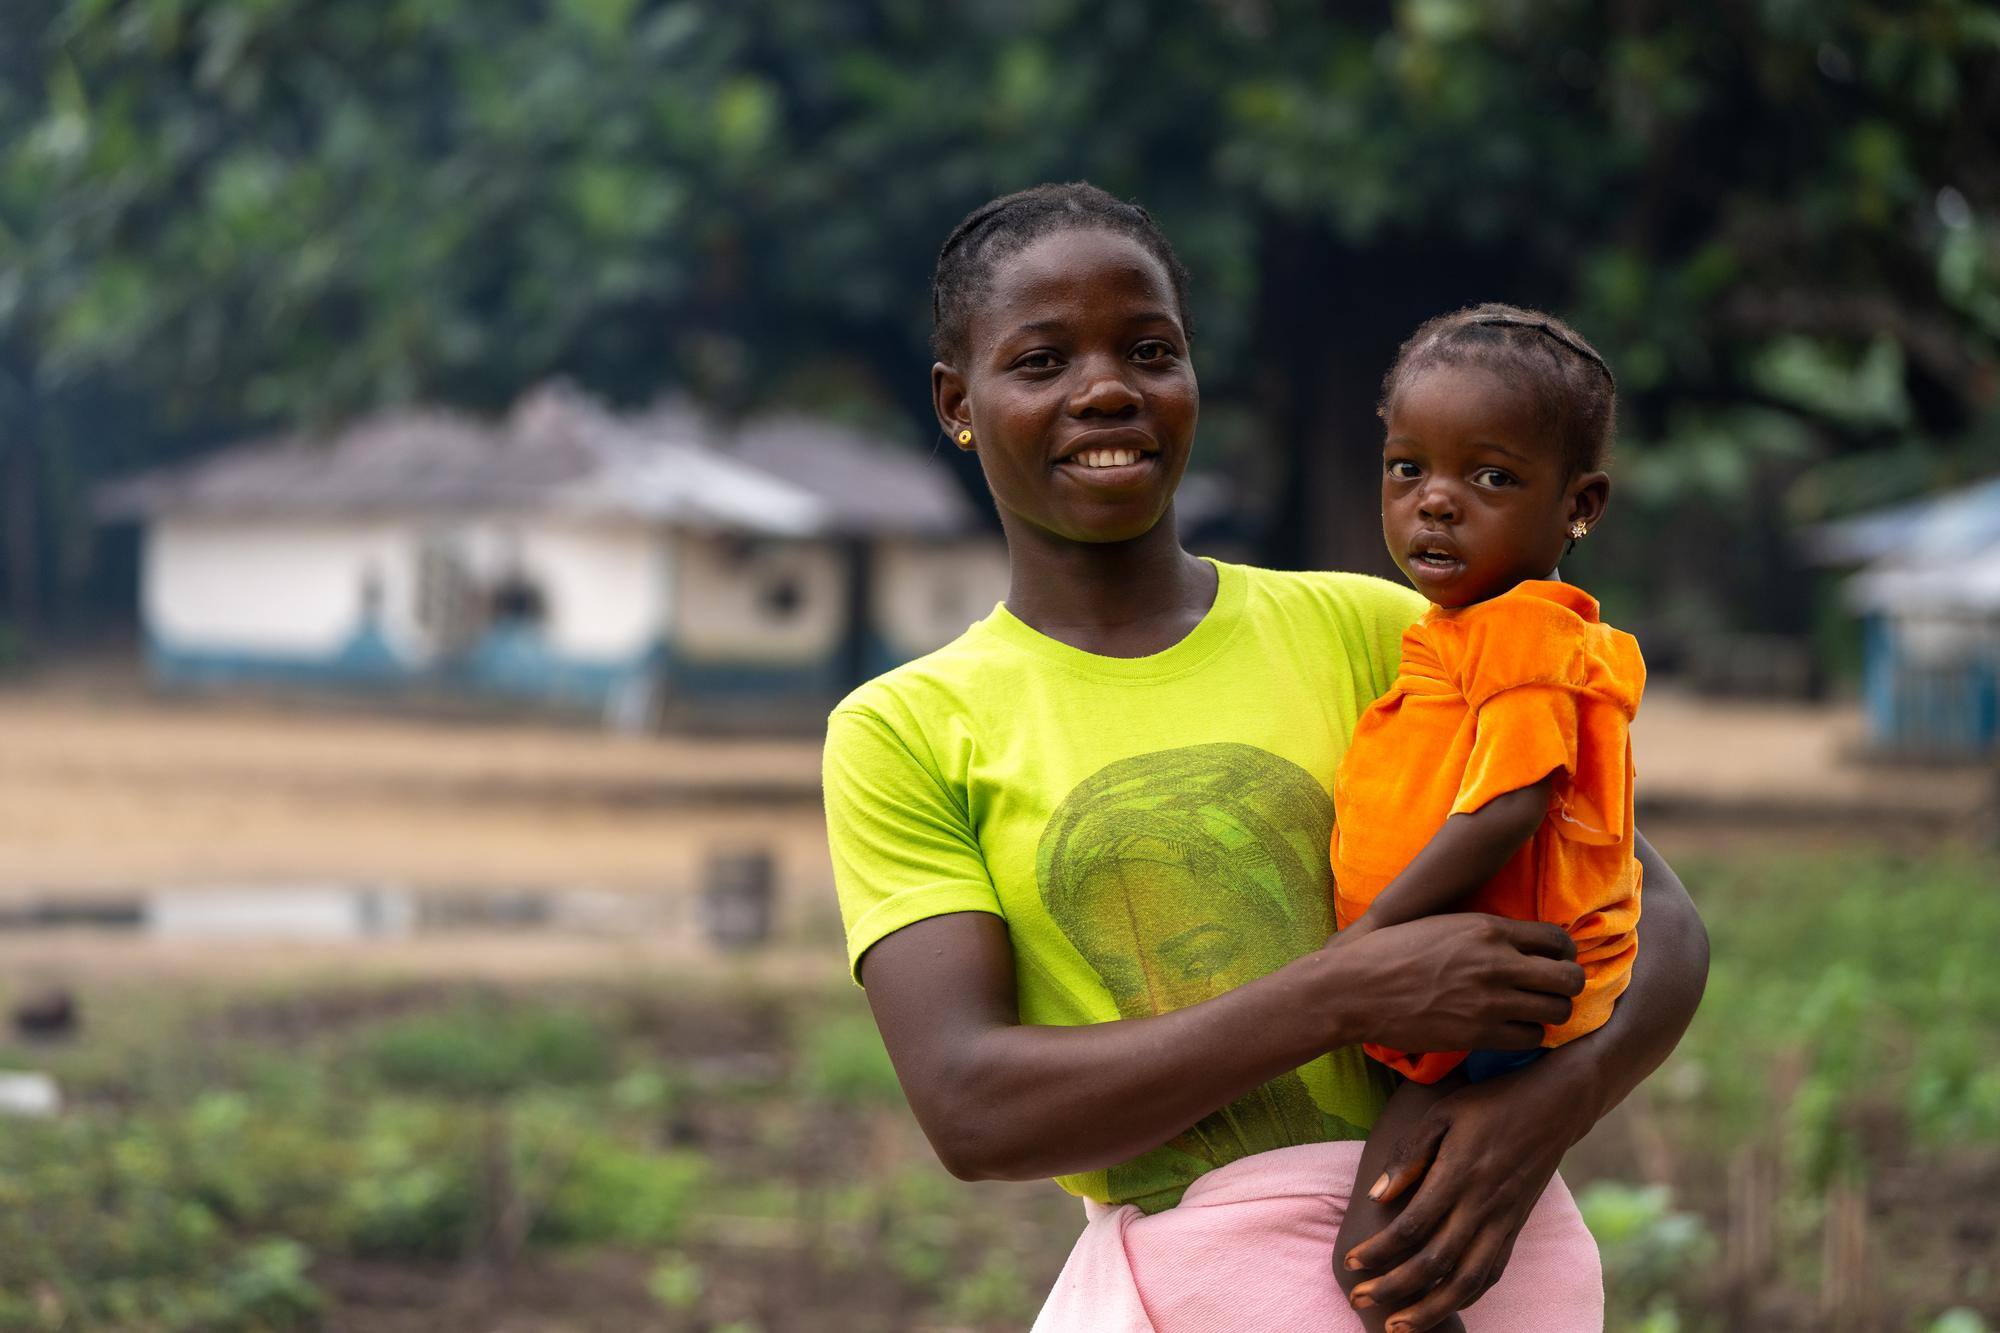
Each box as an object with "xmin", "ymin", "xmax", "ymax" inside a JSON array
[{"xmin": 1, "ymin": 1, "xmax": 1995, "ymax": 641}]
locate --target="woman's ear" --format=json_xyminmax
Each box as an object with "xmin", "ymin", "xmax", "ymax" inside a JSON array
[
  {"xmin": 1567, "ymin": 471, "xmax": 1611, "ymax": 534},
  {"xmin": 932, "ymin": 363, "xmax": 974, "ymax": 450}
]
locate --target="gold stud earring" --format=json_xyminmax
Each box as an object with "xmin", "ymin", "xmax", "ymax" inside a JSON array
[
  {"xmin": 956, "ymin": 428, "xmax": 973, "ymax": 445},
  {"xmin": 1568, "ymin": 520, "xmax": 1589, "ymax": 539}
]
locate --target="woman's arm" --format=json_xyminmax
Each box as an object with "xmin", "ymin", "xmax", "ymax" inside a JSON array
[
  {"xmin": 861, "ymin": 909, "xmax": 1586, "ymax": 1182},
  {"xmin": 1341, "ymin": 832, "xmax": 1709, "ymax": 1330}
]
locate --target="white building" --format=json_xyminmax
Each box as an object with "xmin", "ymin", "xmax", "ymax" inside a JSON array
[{"xmin": 96, "ymin": 383, "xmax": 1007, "ymax": 728}]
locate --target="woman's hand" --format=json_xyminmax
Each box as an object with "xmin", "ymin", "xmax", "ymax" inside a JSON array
[
  {"xmin": 1325, "ymin": 913, "xmax": 1584, "ymax": 1056},
  {"xmin": 1343, "ymin": 1064, "xmax": 1593, "ymax": 1329},
  {"xmin": 1341, "ymin": 835, "xmax": 1709, "ymax": 1330}
]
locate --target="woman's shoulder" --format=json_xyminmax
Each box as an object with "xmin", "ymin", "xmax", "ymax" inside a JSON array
[
  {"xmin": 828, "ymin": 617, "xmax": 1013, "ymax": 746},
  {"xmin": 1227, "ymin": 563, "xmax": 1427, "ymax": 641}
]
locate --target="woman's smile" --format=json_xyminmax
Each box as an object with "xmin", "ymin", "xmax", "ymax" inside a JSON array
[{"xmin": 1054, "ymin": 425, "xmax": 1163, "ymax": 488}]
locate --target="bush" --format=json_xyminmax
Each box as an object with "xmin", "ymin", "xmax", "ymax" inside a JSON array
[
  {"xmin": 1576, "ymin": 1180, "xmax": 1712, "ymax": 1328},
  {"xmin": 796, "ymin": 1012, "xmax": 903, "ymax": 1106},
  {"xmin": 535, "ymin": 1136, "xmax": 705, "ymax": 1246},
  {"xmin": 365, "ymin": 1002, "xmax": 614, "ymax": 1096},
  {"xmin": 337, "ymin": 1103, "xmax": 482, "ymax": 1258}
]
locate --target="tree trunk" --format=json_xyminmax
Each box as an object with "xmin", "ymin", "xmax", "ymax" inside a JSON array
[
  {"xmin": 1, "ymin": 365, "xmax": 38, "ymax": 636},
  {"xmin": 1255, "ymin": 218, "xmax": 1521, "ymax": 579}
]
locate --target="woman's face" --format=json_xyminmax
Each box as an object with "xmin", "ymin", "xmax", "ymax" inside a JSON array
[{"xmin": 933, "ymin": 228, "xmax": 1199, "ymax": 545}]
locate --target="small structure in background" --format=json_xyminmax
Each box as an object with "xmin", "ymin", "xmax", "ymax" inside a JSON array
[
  {"xmin": 0, "ymin": 1072, "xmax": 62, "ymax": 1119},
  {"xmin": 698, "ymin": 847, "xmax": 776, "ymax": 951},
  {"xmin": 10, "ymin": 987, "xmax": 77, "ymax": 1042},
  {"xmin": 95, "ymin": 384, "xmax": 1006, "ymax": 730},
  {"xmin": 1808, "ymin": 475, "xmax": 2000, "ymax": 758}
]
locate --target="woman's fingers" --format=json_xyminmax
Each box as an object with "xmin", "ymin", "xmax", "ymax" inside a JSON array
[
  {"xmin": 1381, "ymin": 1224, "xmax": 1510, "ymax": 1332},
  {"xmin": 1487, "ymin": 1018, "xmax": 1556, "ymax": 1050},
  {"xmin": 1350, "ymin": 1202, "xmax": 1485, "ymax": 1319},
  {"xmin": 1495, "ymin": 917, "xmax": 1577, "ymax": 960}
]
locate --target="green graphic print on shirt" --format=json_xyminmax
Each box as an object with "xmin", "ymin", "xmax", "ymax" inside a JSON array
[{"xmin": 1037, "ymin": 742, "xmax": 1373, "ymax": 1211}]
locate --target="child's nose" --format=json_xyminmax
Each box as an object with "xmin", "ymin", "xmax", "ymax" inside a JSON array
[{"xmin": 1418, "ymin": 485, "xmax": 1458, "ymax": 522}]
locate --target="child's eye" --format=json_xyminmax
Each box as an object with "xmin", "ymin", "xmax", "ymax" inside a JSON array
[
  {"xmin": 1131, "ymin": 340, "xmax": 1177, "ymax": 363},
  {"xmin": 1385, "ymin": 459, "xmax": 1422, "ymax": 481},
  {"xmin": 1013, "ymin": 350, "xmax": 1062, "ymax": 372},
  {"xmin": 1471, "ymin": 467, "xmax": 1518, "ymax": 488}
]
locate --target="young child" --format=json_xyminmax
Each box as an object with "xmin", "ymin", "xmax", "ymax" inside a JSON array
[{"xmin": 1330, "ymin": 303, "xmax": 1644, "ymax": 1330}]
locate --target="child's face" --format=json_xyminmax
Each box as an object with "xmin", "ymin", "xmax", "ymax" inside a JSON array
[
  {"xmin": 932, "ymin": 229, "xmax": 1198, "ymax": 546},
  {"xmin": 1380, "ymin": 363, "xmax": 1607, "ymax": 608}
]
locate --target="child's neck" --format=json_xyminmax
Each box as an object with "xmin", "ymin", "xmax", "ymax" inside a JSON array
[{"xmin": 1423, "ymin": 565, "xmax": 1563, "ymax": 612}]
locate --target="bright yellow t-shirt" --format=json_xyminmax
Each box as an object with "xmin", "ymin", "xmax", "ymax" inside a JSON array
[{"xmin": 822, "ymin": 559, "xmax": 1426, "ymax": 1213}]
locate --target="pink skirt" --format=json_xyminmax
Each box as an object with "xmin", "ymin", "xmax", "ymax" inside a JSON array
[{"xmin": 1032, "ymin": 1141, "xmax": 1602, "ymax": 1332}]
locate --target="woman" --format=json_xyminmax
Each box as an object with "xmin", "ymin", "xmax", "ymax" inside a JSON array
[{"xmin": 823, "ymin": 183, "xmax": 1707, "ymax": 1331}]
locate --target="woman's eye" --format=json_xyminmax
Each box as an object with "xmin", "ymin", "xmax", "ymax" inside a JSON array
[
  {"xmin": 1472, "ymin": 467, "xmax": 1517, "ymax": 488},
  {"xmin": 1385, "ymin": 460, "xmax": 1421, "ymax": 480}
]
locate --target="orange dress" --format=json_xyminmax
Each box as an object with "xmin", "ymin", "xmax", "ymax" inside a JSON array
[{"xmin": 1330, "ymin": 580, "xmax": 1644, "ymax": 1084}]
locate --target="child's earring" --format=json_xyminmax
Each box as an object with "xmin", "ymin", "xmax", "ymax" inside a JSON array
[
  {"xmin": 956, "ymin": 428, "xmax": 973, "ymax": 446},
  {"xmin": 1568, "ymin": 519, "xmax": 1589, "ymax": 539}
]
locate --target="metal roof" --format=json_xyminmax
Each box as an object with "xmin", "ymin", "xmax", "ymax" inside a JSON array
[
  {"xmin": 1807, "ymin": 474, "xmax": 2000, "ymax": 566},
  {"xmin": 1821, "ymin": 474, "xmax": 2000, "ymax": 614},
  {"xmin": 95, "ymin": 382, "xmax": 980, "ymax": 540}
]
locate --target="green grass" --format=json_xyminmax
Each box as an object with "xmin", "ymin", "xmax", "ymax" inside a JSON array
[
  {"xmin": 0, "ymin": 841, "xmax": 1993, "ymax": 1329},
  {"xmin": 1672, "ymin": 843, "xmax": 2000, "ymax": 1182}
]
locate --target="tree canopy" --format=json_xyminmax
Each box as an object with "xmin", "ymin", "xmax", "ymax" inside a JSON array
[{"xmin": 4, "ymin": 0, "xmax": 1996, "ymax": 651}]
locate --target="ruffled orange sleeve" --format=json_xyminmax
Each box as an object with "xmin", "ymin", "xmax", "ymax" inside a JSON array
[{"xmin": 1443, "ymin": 592, "xmax": 1642, "ymax": 846}]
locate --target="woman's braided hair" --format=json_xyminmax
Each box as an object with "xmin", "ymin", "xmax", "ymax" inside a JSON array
[
  {"xmin": 930, "ymin": 182, "xmax": 1194, "ymax": 365},
  {"xmin": 1379, "ymin": 302, "xmax": 1618, "ymax": 477}
]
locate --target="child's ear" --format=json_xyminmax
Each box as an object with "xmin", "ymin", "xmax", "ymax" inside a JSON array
[
  {"xmin": 1567, "ymin": 470, "xmax": 1611, "ymax": 535},
  {"xmin": 932, "ymin": 363, "xmax": 974, "ymax": 451}
]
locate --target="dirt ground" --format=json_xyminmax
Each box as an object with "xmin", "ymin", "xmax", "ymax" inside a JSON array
[
  {"xmin": 0, "ymin": 676, "xmax": 832, "ymax": 903},
  {"xmin": 0, "ymin": 671, "xmax": 1987, "ymax": 982}
]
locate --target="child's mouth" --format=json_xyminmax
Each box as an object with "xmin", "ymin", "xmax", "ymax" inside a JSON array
[{"xmin": 1407, "ymin": 547, "xmax": 1463, "ymax": 579}]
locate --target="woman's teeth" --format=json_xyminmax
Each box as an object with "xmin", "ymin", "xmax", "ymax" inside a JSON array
[{"xmin": 1072, "ymin": 448, "xmax": 1145, "ymax": 469}]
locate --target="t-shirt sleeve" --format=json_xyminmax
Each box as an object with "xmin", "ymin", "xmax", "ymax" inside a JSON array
[
  {"xmin": 1360, "ymin": 580, "xmax": 1428, "ymax": 699},
  {"xmin": 1448, "ymin": 604, "xmax": 1633, "ymax": 845},
  {"xmin": 822, "ymin": 704, "xmax": 1002, "ymax": 985}
]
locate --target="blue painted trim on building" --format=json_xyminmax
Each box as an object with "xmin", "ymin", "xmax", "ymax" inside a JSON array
[
  {"xmin": 462, "ymin": 622, "xmax": 664, "ymax": 708},
  {"xmin": 1861, "ymin": 613, "xmax": 2000, "ymax": 756},
  {"xmin": 661, "ymin": 643, "xmax": 848, "ymax": 699},
  {"xmin": 149, "ymin": 619, "xmax": 409, "ymax": 691},
  {"xmin": 148, "ymin": 619, "xmax": 858, "ymax": 713},
  {"xmin": 1861, "ymin": 614, "xmax": 1894, "ymax": 743}
]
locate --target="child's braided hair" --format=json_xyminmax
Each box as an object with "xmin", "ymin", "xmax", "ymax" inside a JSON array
[
  {"xmin": 1379, "ymin": 303, "xmax": 1618, "ymax": 477},
  {"xmin": 930, "ymin": 182, "xmax": 1194, "ymax": 365}
]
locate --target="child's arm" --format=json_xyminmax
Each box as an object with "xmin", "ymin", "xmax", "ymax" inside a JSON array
[{"xmin": 1346, "ymin": 771, "xmax": 1558, "ymax": 935}]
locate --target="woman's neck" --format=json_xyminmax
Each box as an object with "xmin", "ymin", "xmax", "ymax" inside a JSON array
[{"xmin": 1000, "ymin": 505, "xmax": 1218, "ymax": 658}]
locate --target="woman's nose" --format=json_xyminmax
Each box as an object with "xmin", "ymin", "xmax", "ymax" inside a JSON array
[{"xmin": 1069, "ymin": 362, "xmax": 1142, "ymax": 417}]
